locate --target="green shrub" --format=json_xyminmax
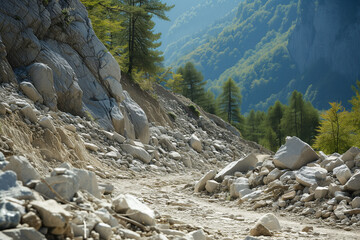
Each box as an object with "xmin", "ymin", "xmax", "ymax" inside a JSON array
[
  {"xmin": 188, "ymin": 104, "xmax": 200, "ymax": 117},
  {"xmin": 168, "ymin": 112, "xmax": 176, "ymax": 121}
]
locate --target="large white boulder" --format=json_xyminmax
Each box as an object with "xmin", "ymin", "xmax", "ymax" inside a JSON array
[
  {"xmin": 256, "ymin": 213, "xmax": 281, "ymax": 232},
  {"xmin": 112, "ymin": 194, "xmax": 156, "ymax": 226},
  {"xmin": 342, "ymin": 147, "xmax": 360, "ymax": 162},
  {"xmin": 215, "ymin": 153, "xmax": 258, "ymax": 181},
  {"xmin": 0, "ymin": 171, "xmax": 33, "ymax": 200},
  {"xmin": 273, "ymin": 136, "xmax": 318, "ymax": 170},
  {"xmin": 230, "ymin": 177, "xmax": 250, "ymax": 198}
]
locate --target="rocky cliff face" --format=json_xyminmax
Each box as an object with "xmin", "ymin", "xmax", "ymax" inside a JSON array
[
  {"xmin": 0, "ymin": 0, "xmax": 149, "ymax": 143},
  {"xmin": 288, "ymin": 0, "xmax": 360, "ymax": 104}
]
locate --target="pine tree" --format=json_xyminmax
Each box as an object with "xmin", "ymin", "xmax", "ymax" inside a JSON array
[
  {"xmin": 313, "ymin": 102, "xmax": 354, "ymax": 154},
  {"xmin": 177, "ymin": 62, "xmax": 206, "ymax": 104},
  {"xmin": 267, "ymin": 100, "xmax": 285, "ymax": 148},
  {"xmin": 218, "ymin": 78, "xmax": 242, "ymax": 124},
  {"xmin": 119, "ymin": 0, "xmax": 173, "ymax": 75}
]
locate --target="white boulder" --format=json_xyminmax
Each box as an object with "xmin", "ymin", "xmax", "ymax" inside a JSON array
[{"xmin": 273, "ymin": 136, "xmax": 318, "ymax": 170}]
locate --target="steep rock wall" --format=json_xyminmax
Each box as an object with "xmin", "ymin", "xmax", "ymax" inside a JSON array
[
  {"xmin": 0, "ymin": 0, "xmax": 149, "ymax": 143},
  {"xmin": 288, "ymin": 0, "xmax": 360, "ymax": 102}
]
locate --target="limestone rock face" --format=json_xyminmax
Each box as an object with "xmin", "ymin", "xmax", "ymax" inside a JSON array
[
  {"xmin": 0, "ymin": 0, "xmax": 148, "ymax": 134},
  {"xmin": 273, "ymin": 136, "xmax": 318, "ymax": 170}
]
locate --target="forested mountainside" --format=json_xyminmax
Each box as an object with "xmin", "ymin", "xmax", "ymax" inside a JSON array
[
  {"xmin": 154, "ymin": 0, "xmax": 241, "ymax": 53},
  {"xmin": 165, "ymin": 0, "xmax": 360, "ymax": 113}
]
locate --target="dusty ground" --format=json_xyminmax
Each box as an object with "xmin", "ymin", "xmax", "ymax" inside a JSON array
[{"xmin": 107, "ymin": 171, "xmax": 360, "ymax": 240}]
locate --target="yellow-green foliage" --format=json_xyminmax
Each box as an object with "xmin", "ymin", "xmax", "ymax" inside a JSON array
[
  {"xmin": 313, "ymin": 102, "xmax": 355, "ymax": 154},
  {"xmin": 188, "ymin": 104, "xmax": 200, "ymax": 117},
  {"xmin": 165, "ymin": 72, "xmax": 184, "ymax": 94}
]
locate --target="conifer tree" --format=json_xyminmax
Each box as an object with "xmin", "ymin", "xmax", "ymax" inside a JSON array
[
  {"xmin": 218, "ymin": 77, "xmax": 242, "ymax": 124},
  {"xmin": 165, "ymin": 72, "xmax": 184, "ymax": 94},
  {"xmin": 119, "ymin": 0, "xmax": 173, "ymax": 75},
  {"xmin": 267, "ymin": 100, "xmax": 285, "ymax": 148},
  {"xmin": 177, "ymin": 62, "xmax": 206, "ymax": 103}
]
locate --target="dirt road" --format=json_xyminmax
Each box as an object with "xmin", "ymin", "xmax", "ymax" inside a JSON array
[{"xmin": 108, "ymin": 171, "xmax": 360, "ymax": 240}]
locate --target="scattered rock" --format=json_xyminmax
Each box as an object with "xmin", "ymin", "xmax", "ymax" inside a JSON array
[
  {"xmin": 215, "ymin": 154, "xmax": 258, "ymax": 181},
  {"xmin": 20, "ymin": 81, "xmax": 43, "ymax": 103},
  {"xmin": 0, "ymin": 171, "xmax": 33, "ymax": 200},
  {"xmin": 194, "ymin": 170, "xmax": 217, "ymax": 193},
  {"xmin": 342, "ymin": 147, "xmax": 360, "ymax": 162},
  {"xmin": 2, "ymin": 227, "xmax": 46, "ymax": 240},
  {"xmin": 3, "ymin": 156, "xmax": 40, "ymax": 184},
  {"xmin": 250, "ymin": 223, "xmax": 273, "ymax": 237},
  {"xmin": 84, "ymin": 142, "xmax": 99, "ymax": 152},
  {"xmin": 0, "ymin": 200, "xmax": 22, "ymax": 230},
  {"xmin": 333, "ymin": 164, "xmax": 352, "ymax": 185},
  {"xmin": 95, "ymin": 223, "xmax": 112, "ymax": 240},
  {"xmin": 205, "ymin": 180, "xmax": 220, "ymax": 193},
  {"xmin": 20, "ymin": 105, "xmax": 37, "ymax": 123},
  {"xmin": 189, "ymin": 134, "xmax": 202, "ymax": 152},
  {"xmin": 255, "ymin": 213, "xmax": 281, "ymax": 232},
  {"xmin": 31, "ymin": 200, "xmax": 72, "ymax": 228},
  {"xmin": 21, "ymin": 211, "xmax": 42, "ymax": 230},
  {"xmin": 295, "ymin": 166, "xmax": 324, "ymax": 187},
  {"xmin": 39, "ymin": 116, "xmax": 56, "ymax": 132},
  {"xmin": 345, "ymin": 172, "xmax": 360, "ymax": 191},
  {"xmin": 314, "ymin": 187, "xmax": 328, "ymax": 199},
  {"xmin": 113, "ymin": 194, "xmax": 156, "ymax": 226},
  {"xmin": 121, "ymin": 144, "xmax": 152, "ymax": 164}
]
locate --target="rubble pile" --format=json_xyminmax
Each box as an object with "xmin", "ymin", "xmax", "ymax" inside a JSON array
[{"xmin": 196, "ymin": 136, "xmax": 360, "ymax": 235}]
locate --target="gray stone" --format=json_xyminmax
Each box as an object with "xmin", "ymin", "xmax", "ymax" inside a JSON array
[
  {"xmin": 263, "ymin": 168, "xmax": 283, "ymax": 184},
  {"xmin": 113, "ymin": 194, "xmax": 155, "ymax": 226},
  {"xmin": 205, "ymin": 180, "xmax": 220, "ymax": 193},
  {"xmin": 2, "ymin": 227, "xmax": 46, "ymax": 240},
  {"xmin": 324, "ymin": 157, "xmax": 344, "ymax": 172},
  {"xmin": 295, "ymin": 166, "xmax": 325, "ymax": 187},
  {"xmin": 84, "ymin": 142, "xmax": 99, "ymax": 152},
  {"xmin": 255, "ymin": 213, "xmax": 281, "ymax": 232},
  {"xmin": 345, "ymin": 172, "xmax": 360, "ymax": 191},
  {"xmin": 0, "ymin": 200, "xmax": 21, "ymax": 230},
  {"xmin": 351, "ymin": 197, "xmax": 360, "ymax": 208},
  {"xmin": 187, "ymin": 229, "xmax": 206, "ymax": 240},
  {"xmin": 342, "ymin": 147, "xmax": 360, "ymax": 162},
  {"xmin": 194, "ymin": 170, "xmax": 216, "ymax": 193},
  {"xmin": 35, "ymin": 170, "xmax": 79, "ymax": 201},
  {"xmin": 121, "ymin": 91, "xmax": 149, "ymax": 144},
  {"xmin": 230, "ymin": 177, "xmax": 250, "ymax": 198},
  {"xmin": 27, "ymin": 63, "xmax": 57, "ymax": 111},
  {"xmin": 0, "ymin": 171, "xmax": 33, "ymax": 200},
  {"xmin": 0, "ymin": 232, "xmax": 11, "ymax": 240},
  {"xmin": 39, "ymin": 116, "xmax": 56, "ymax": 132},
  {"xmin": 334, "ymin": 200, "xmax": 348, "ymax": 220},
  {"xmin": 3, "ymin": 155, "xmax": 41, "ymax": 184},
  {"xmin": 328, "ymin": 183, "xmax": 341, "ymax": 197},
  {"xmin": 31, "ymin": 199, "xmax": 72, "ymax": 228},
  {"xmin": 215, "ymin": 153, "xmax": 258, "ymax": 181},
  {"xmin": 333, "ymin": 164, "xmax": 352, "ymax": 185},
  {"xmin": 99, "ymin": 183, "xmax": 114, "ymax": 195},
  {"xmin": 113, "ymin": 132, "xmax": 125, "ymax": 143},
  {"xmin": 95, "ymin": 223, "xmax": 112, "ymax": 240},
  {"xmin": 20, "ymin": 106, "xmax": 37, "ymax": 123},
  {"xmin": 273, "ymin": 136, "xmax": 318, "ymax": 170},
  {"xmin": 20, "ymin": 81, "xmax": 43, "ymax": 103},
  {"xmin": 118, "ymin": 228, "xmax": 141, "ymax": 240},
  {"xmin": 21, "ymin": 211, "xmax": 42, "ymax": 230},
  {"xmin": 121, "ymin": 144, "xmax": 151, "ymax": 164},
  {"xmin": 169, "ymin": 151, "xmax": 181, "ymax": 160},
  {"xmin": 314, "ymin": 186, "xmax": 328, "ymax": 199},
  {"xmin": 189, "ymin": 134, "xmax": 202, "ymax": 152},
  {"xmin": 72, "ymin": 168, "xmax": 101, "ymax": 198},
  {"xmin": 250, "ymin": 223, "xmax": 273, "ymax": 237}
]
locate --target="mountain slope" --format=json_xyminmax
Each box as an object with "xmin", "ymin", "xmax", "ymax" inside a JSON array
[{"xmin": 165, "ymin": 0, "xmax": 360, "ymax": 113}]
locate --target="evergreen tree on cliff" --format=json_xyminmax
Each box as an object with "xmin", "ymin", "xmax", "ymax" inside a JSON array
[{"xmin": 119, "ymin": 0, "xmax": 173, "ymax": 75}]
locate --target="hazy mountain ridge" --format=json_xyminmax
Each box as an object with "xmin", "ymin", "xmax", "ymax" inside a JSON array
[{"xmin": 163, "ymin": 0, "xmax": 360, "ymax": 113}]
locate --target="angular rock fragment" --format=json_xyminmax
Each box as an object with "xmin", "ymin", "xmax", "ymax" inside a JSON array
[
  {"xmin": 121, "ymin": 144, "xmax": 152, "ymax": 164},
  {"xmin": 215, "ymin": 154, "xmax": 258, "ymax": 181},
  {"xmin": 194, "ymin": 170, "xmax": 216, "ymax": 193},
  {"xmin": 273, "ymin": 136, "xmax": 318, "ymax": 170},
  {"xmin": 113, "ymin": 194, "xmax": 156, "ymax": 226}
]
